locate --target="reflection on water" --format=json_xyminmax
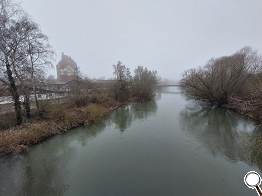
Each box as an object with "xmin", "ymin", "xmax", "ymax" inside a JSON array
[
  {"xmin": 180, "ymin": 104, "xmax": 262, "ymax": 170},
  {"xmin": 0, "ymin": 102, "xmax": 157, "ymax": 196},
  {"xmin": 247, "ymin": 129, "xmax": 262, "ymax": 170},
  {"xmin": 0, "ymin": 135, "xmax": 74, "ymax": 196},
  {"xmin": 112, "ymin": 101, "xmax": 157, "ymax": 132}
]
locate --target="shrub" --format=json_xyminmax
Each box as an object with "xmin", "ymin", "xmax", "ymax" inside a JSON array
[
  {"xmin": 132, "ymin": 66, "xmax": 158, "ymax": 101},
  {"xmin": 0, "ymin": 112, "xmax": 16, "ymax": 130},
  {"xmin": 88, "ymin": 90, "xmax": 117, "ymax": 107},
  {"xmin": 67, "ymin": 95, "xmax": 90, "ymax": 108},
  {"xmin": 181, "ymin": 47, "xmax": 262, "ymax": 106},
  {"xmin": 46, "ymin": 104, "xmax": 67, "ymax": 122},
  {"xmin": 85, "ymin": 104, "xmax": 107, "ymax": 122}
]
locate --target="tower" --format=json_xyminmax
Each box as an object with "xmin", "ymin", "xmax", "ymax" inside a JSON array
[{"xmin": 56, "ymin": 53, "xmax": 78, "ymax": 82}]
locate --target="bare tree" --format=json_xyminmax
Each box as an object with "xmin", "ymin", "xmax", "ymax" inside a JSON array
[
  {"xmin": 132, "ymin": 66, "xmax": 158, "ymax": 101},
  {"xmin": 0, "ymin": 0, "xmax": 53, "ymax": 122},
  {"xmin": 0, "ymin": 0, "xmax": 25, "ymax": 124},
  {"xmin": 181, "ymin": 47, "xmax": 262, "ymax": 106},
  {"xmin": 23, "ymin": 17, "xmax": 53, "ymax": 116},
  {"xmin": 112, "ymin": 61, "xmax": 131, "ymax": 101},
  {"xmin": 70, "ymin": 65, "xmax": 83, "ymax": 96}
]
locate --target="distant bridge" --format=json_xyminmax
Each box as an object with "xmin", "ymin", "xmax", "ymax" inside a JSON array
[{"xmin": 157, "ymin": 83, "xmax": 180, "ymax": 87}]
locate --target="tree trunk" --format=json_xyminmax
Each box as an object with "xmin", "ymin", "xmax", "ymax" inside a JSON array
[
  {"xmin": 23, "ymin": 94, "xmax": 31, "ymax": 119},
  {"xmin": 33, "ymin": 84, "xmax": 40, "ymax": 115},
  {"xmin": 6, "ymin": 64, "xmax": 22, "ymax": 125},
  {"xmin": 29, "ymin": 50, "xmax": 40, "ymax": 116}
]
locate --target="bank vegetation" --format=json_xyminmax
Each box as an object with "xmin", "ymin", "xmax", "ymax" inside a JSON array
[
  {"xmin": 0, "ymin": 62, "xmax": 158, "ymax": 154},
  {"xmin": 181, "ymin": 47, "xmax": 262, "ymax": 123},
  {"xmin": 0, "ymin": 1, "xmax": 159, "ymax": 154}
]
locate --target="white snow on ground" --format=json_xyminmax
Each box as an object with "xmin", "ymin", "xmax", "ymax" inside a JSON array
[{"xmin": 0, "ymin": 94, "xmax": 66, "ymax": 105}]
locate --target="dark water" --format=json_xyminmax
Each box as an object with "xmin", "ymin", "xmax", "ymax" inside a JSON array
[{"xmin": 1, "ymin": 87, "xmax": 262, "ymax": 196}]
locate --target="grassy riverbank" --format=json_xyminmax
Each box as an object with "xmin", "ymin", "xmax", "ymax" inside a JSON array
[{"xmin": 0, "ymin": 91, "xmax": 127, "ymax": 155}]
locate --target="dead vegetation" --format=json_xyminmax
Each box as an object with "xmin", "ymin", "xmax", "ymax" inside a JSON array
[
  {"xmin": 0, "ymin": 64, "xmax": 158, "ymax": 155},
  {"xmin": 181, "ymin": 47, "xmax": 262, "ymax": 123},
  {"xmin": 0, "ymin": 89, "xmax": 127, "ymax": 155}
]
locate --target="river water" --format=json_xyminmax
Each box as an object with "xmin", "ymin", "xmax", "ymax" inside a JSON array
[{"xmin": 1, "ymin": 87, "xmax": 262, "ymax": 196}]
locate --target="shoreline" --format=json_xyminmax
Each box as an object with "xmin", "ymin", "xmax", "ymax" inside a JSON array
[
  {"xmin": 191, "ymin": 97, "xmax": 262, "ymax": 126},
  {"xmin": 227, "ymin": 106, "xmax": 261, "ymax": 125},
  {"xmin": 0, "ymin": 102, "xmax": 127, "ymax": 156},
  {"xmin": 2, "ymin": 92, "xmax": 260, "ymax": 156}
]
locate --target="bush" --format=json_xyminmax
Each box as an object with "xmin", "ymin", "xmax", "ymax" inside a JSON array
[
  {"xmin": 47, "ymin": 104, "xmax": 67, "ymax": 122},
  {"xmin": 112, "ymin": 81, "xmax": 130, "ymax": 102},
  {"xmin": 181, "ymin": 47, "xmax": 261, "ymax": 106},
  {"xmin": 111, "ymin": 62, "xmax": 159, "ymax": 102},
  {"xmin": 132, "ymin": 66, "xmax": 158, "ymax": 101},
  {"xmin": 85, "ymin": 104, "xmax": 107, "ymax": 122},
  {"xmin": 67, "ymin": 95, "xmax": 90, "ymax": 108},
  {"xmin": 0, "ymin": 112, "xmax": 16, "ymax": 130}
]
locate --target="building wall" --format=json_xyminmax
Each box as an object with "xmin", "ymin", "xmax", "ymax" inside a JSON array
[{"xmin": 56, "ymin": 53, "xmax": 78, "ymax": 82}]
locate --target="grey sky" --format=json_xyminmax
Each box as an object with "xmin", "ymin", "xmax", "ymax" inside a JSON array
[{"xmin": 21, "ymin": 0, "xmax": 262, "ymax": 80}]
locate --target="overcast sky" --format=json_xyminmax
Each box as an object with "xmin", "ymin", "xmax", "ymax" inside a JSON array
[{"xmin": 21, "ymin": 0, "xmax": 262, "ymax": 80}]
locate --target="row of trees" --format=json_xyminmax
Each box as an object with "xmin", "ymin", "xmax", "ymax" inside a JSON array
[
  {"xmin": 0, "ymin": 0, "xmax": 53, "ymax": 125},
  {"xmin": 113, "ymin": 61, "xmax": 159, "ymax": 102},
  {"xmin": 180, "ymin": 47, "xmax": 262, "ymax": 111}
]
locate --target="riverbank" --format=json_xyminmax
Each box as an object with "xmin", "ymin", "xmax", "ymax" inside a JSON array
[
  {"xmin": 192, "ymin": 99, "xmax": 262, "ymax": 126},
  {"xmin": 0, "ymin": 93, "xmax": 128, "ymax": 155},
  {"xmin": 226, "ymin": 96, "xmax": 262, "ymax": 125}
]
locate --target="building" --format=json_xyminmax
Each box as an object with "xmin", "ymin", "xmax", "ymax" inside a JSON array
[{"xmin": 56, "ymin": 53, "xmax": 78, "ymax": 82}]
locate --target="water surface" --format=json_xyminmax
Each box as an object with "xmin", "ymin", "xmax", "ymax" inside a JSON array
[{"xmin": 1, "ymin": 87, "xmax": 262, "ymax": 196}]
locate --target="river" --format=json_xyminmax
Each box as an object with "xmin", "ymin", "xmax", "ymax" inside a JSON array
[{"xmin": 0, "ymin": 87, "xmax": 262, "ymax": 196}]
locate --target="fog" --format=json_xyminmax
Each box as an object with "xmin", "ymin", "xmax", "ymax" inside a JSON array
[{"xmin": 22, "ymin": 0, "xmax": 262, "ymax": 80}]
